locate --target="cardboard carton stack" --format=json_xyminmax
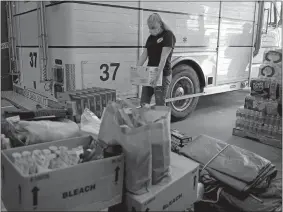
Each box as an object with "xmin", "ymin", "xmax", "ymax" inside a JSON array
[
  {"xmin": 1, "ymin": 136, "xmax": 124, "ymax": 211},
  {"xmin": 126, "ymin": 152, "xmax": 199, "ymax": 212},
  {"xmin": 56, "ymin": 87, "xmax": 116, "ymax": 120},
  {"xmin": 234, "ymin": 49, "xmax": 282, "ymax": 143},
  {"xmin": 130, "ymin": 66, "xmax": 162, "ymax": 86}
]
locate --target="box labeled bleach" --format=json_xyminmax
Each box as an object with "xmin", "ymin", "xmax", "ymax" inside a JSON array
[
  {"xmin": 1, "ymin": 136, "xmax": 124, "ymax": 211},
  {"xmin": 125, "ymin": 152, "xmax": 199, "ymax": 211}
]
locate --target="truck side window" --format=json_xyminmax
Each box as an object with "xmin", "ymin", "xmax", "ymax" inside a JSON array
[
  {"xmin": 269, "ymin": 2, "xmax": 281, "ymax": 27},
  {"xmin": 278, "ymin": 2, "xmax": 282, "ymax": 26},
  {"xmin": 262, "ymin": 2, "xmax": 281, "ymax": 33}
]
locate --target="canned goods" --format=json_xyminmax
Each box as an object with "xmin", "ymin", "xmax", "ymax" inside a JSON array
[
  {"xmin": 254, "ymin": 111, "xmax": 259, "ymax": 122},
  {"xmin": 243, "ymin": 121, "xmax": 249, "ymax": 131},
  {"xmin": 236, "ymin": 109, "xmax": 240, "ymax": 119},
  {"xmin": 252, "ymin": 122, "xmax": 257, "ymax": 133},
  {"xmin": 265, "ymin": 115, "xmax": 270, "ymax": 126},
  {"xmin": 278, "ymin": 127, "xmax": 282, "ymax": 136},
  {"xmin": 245, "ymin": 110, "xmax": 250, "ymax": 121},
  {"xmin": 272, "ymin": 126, "xmax": 278, "ymax": 137},
  {"xmin": 247, "ymin": 121, "xmax": 252, "ymax": 132},
  {"xmin": 270, "ymin": 115, "xmax": 276, "ymax": 126},
  {"xmin": 257, "ymin": 124, "xmax": 262, "ymax": 135},
  {"xmin": 241, "ymin": 110, "xmax": 246, "ymax": 120},
  {"xmin": 262, "ymin": 125, "xmax": 268, "ymax": 136},
  {"xmin": 236, "ymin": 119, "xmax": 241, "ymax": 129},
  {"xmin": 267, "ymin": 125, "xmax": 273, "ymax": 137}
]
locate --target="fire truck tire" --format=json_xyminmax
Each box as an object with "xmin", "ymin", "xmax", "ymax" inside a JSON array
[{"xmin": 168, "ymin": 64, "xmax": 200, "ymax": 121}]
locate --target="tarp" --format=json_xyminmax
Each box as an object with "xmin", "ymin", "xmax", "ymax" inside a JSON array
[
  {"xmin": 196, "ymin": 178, "xmax": 282, "ymax": 212},
  {"xmin": 179, "ymin": 135, "xmax": 277, "ymax": 198}
]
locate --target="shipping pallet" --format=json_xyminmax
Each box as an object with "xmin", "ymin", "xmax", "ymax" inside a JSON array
[{"xmin": 232, "ymin": 128, "xmax": 282, "ymax": 149}]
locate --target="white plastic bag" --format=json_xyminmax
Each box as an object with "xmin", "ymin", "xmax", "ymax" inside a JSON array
[
  {"xmin": 16, "ymin": 119, "xmax": 80, "ymax": 145},
  {"xmin": 80, "ymin": 108, "xmax": 101, "ymax": 137},
  {"xmin": 98, "ymin": 102, "xmax": 122, "ymax": 146}
]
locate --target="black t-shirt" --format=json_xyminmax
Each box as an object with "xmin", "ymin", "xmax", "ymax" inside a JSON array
[{"xmin": 145, "ymin": 30, "xmax": 176, "ymax": 76}]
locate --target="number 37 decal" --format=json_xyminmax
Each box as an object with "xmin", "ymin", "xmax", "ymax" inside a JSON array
[{"xmin": 100, "ymin": 63, "xmax": 120, "ymax": 81}]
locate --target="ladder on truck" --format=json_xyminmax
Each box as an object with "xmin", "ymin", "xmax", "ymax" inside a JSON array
[{"xmin": 1, "ymin": 2, "xmax": 58, "ymax": 114}]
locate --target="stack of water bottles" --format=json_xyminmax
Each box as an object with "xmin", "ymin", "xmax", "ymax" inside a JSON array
[{"xmin": 235, "ymin": 49, "xmax": 282, "ymax": 140}]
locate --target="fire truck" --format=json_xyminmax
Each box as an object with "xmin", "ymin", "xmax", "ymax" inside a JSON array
[{"xmin": 2, "ymin": 1, "xmax": 282, "ymax": 120}]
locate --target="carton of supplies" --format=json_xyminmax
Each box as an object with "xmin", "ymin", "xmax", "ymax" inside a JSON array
[
  {"xmin": 171, "ymin": 129, "xmax": 192, "ymax": 153},
  {"xmin": 1, "ymin": 136, "xmax": 124, "ymax": 211},
  {"xmin": 250, "ymin": 78, "xmax": 280, "ymax": 100},
  {"xmin": 125, "ymin": 152, "xmax": 199, "ymax": 212},
  {"xmin": 130, "ymin": 66, "xmax": 162, "ymax": 86},
  {"xmin": 56, "ymin": 87, "xmax": 116, "ymax": 118},
  {"xmin": 244, "ymin": 95, "xmax": 280, "ymax": 116}
]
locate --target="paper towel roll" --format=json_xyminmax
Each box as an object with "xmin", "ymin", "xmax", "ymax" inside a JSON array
[{"xmin": 197, "ymin": 183, "xmax": 204, "ymax": 201}]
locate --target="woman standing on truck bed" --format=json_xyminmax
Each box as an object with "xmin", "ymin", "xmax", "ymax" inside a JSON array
[{"xmin": 136, "ymin": 13, "xmax": 176, "ymax": 107}]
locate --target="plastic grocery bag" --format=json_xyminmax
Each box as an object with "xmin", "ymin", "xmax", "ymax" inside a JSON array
[
  {"xmin": 141, "ymin": 106, "xmax": 172, "ymax": 184},
  {"xmin": 98, "ymin": 101, "xmax": 152, "ymax": 194},
  {"xmin": 98, "ymin": 102, "xmax": 123, "ymax": 146},
  {"xmin": 80, "ymin": 108, "xmax": 101, "ymax": 137}
]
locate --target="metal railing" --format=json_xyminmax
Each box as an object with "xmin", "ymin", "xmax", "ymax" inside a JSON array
[{"xmin": 37, "ymin": 1, "xmax": 49, "ymax": 82}]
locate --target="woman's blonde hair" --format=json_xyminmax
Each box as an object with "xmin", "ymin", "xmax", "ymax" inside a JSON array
[{"xmin": 147, "ymin": 13, "xmax": 171, "ymax": 31}]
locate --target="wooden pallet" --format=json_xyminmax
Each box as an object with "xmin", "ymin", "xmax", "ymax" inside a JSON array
[{"xmin": 232, "ymin": 128, "xmax": 282, "ymax": 149}]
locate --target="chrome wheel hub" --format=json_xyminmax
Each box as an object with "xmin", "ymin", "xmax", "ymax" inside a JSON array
[{"xmin": 170, "ymin": 76, "xmax": 194, "ymax": 112}]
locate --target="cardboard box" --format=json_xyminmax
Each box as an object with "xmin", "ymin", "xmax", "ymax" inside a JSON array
[
  {"xmin": 70, "ymin": 95, "xmax": 83, "ymax": 115},
  {"xmin": 85, "ymin": 94, "xmax": 96, "ymax": 113},
  {"xmin": 250, "ymin": 78, "xmax": 271, "ymax": 98},
  {"xmin": 81, "ymin": 94, "xmax": 90, "ymax": 112},
  {"xmin": 125, "ymin": 152, "xmax": 199, "ymax": 212},
  {"xmin": 94, "ymin": 93, "xmax": 103, "ymax": 118},
  {"xmin": 100, "ymin": 91, "xmax": 108, "ymax": 112},
  {"xmin": 130, "ymin": 66, "xmax": 162, "ymax": 86},
  {"xmin": 244, "ymin": 95, "xmax": 266, "ymax": 112},
  {"xmin": 1, "ymin": 136, "xmax": 124, "ymax": 211}
]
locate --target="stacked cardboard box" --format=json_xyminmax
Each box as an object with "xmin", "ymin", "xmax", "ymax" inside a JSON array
[
  {"xmin": 130, "ymin": 66, "xmax": 162, "ymax": 86},
  {"xmin": 235, "ymin": 49, "xmax": 282, "ymax": 140},
  {"xmin": 125, "ymin": 152, "xmax": 199, "ymax": 211},
  {"xmin": 1, "ymin": 136, "xmax": 124, "ymax": 211},
  {"xmin": 57, "ymin": 87, "xmax": 116, "ymax": 119}
]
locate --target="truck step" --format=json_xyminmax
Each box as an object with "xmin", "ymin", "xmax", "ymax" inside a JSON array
[{"xmin": 232, "ymin": 127, "xmax": 282, "ymax": 149}]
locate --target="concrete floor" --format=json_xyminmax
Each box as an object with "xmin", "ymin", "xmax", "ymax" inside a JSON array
[{"xmin": 172, "ymin": 89, "xmax": 282, "ymax": 178}]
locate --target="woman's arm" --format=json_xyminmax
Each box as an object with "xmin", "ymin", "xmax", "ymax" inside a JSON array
[
  {"xmin": 136, "ymin": 49, "xmax": 148, "ymax": 66},
  {"xmin": 156, "ymin": 47, "xmax": 172, "ymax": 77}
]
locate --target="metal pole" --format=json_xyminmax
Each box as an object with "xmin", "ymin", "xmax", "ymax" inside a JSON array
[
  {"xmin": 247, "ymin": 2, "xmax": 258, "ymax": 87},
  {"xmin": 137, "ymin": 0, "xmax": 143, "ymax": 98},
  {"xmin": 40, "ymin": 1, "xmax": 47, "ymax": 80},
  {"xmin": 6, "ymin": 2, "xmax": 12, "ymax": 81}
]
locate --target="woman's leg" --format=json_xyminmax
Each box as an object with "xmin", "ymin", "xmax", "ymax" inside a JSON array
[
  {"xmin": 140, "ymin": 86, "xmax": 154, "ymax": 107},
  {"xmin": 154, "ymin": 75, "xmax": 172, "ymax": 106}
]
